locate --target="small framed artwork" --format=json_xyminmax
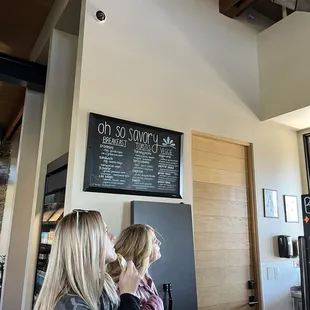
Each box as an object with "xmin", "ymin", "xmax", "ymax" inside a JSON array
[
  {"xmin": 284, "ymin": 195, "xmax": 299, "ymax": 223},
  {"xmin": 263, "ymin": 189, "xmax": 279, "ymax": 218}
]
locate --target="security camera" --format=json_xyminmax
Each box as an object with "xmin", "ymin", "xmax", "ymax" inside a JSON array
[{"xmin": 95, "ymin": 10, "xmax": 106, "ymax": 23}]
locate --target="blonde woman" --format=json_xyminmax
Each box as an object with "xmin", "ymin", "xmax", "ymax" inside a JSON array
[
  {"xmin": 34, "ymin": 210, "xmax": 141, "ymax": 310},
  {"xmin": 108, "ymin": 224, "xmax": 164, "ymax": 310}
]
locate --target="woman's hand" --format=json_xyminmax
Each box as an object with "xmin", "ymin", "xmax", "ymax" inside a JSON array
[{"xmin": 119, "ymin": 260, "xmax": 141, "ymax": 295}]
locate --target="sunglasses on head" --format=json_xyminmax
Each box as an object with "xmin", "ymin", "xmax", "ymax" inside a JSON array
[{"xmin": 72, "ymin": 209, "xmax": 89, "ymax": 226}]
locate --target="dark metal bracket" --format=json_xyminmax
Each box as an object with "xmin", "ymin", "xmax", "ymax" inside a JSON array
[{"xmin": 0, "ymin": 52, "xmax": 47, "ymax": 93}]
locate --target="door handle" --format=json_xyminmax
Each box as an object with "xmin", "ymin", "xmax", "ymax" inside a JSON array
[{"xmin": 249, "ymin": 296, "xmax": 258, "ymax": 307}]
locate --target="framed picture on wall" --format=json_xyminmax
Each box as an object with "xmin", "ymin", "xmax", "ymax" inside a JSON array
[
  {"xmin": 284, "ymin": 195, "xmax": 299, "ymax": 223},
  {"xmin": 263, "ymin": 189, "xmax": 279, "ymax": 218}
]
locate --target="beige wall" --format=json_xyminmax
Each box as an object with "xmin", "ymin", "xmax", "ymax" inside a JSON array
[
  {"xmin": 0, "ymin": 29, "xmax": 78, "ymax": 310},
  {"xmin": 258, "ymin": 12, "xmax": 310, "ymax": 120},
  {"xmin": 22, "ymin": 30, "xmax": 77, "ymax": 310},
  {"xmin": 63, "ymin": 0, "xmax": 303, "ymax": 309},
  {"xmin": 1, "ymin": 91, "xmax": 44, "ymax": 310},
  {"xmin": 0, "ymin": 134, "xmax": 20, "ymax": 256}
]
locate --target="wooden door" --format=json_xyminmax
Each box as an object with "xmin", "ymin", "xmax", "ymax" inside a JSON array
[{"xmin": 192, "ymin": 132, "xmax": 260, "ymax": 310}]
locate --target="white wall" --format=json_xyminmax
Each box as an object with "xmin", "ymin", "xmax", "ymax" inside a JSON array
[
  {"xmin": 258, "ymin": 12, "xmax": 310, "ymax": 120},
  {"xmin": 254, "ymin": 129, "xmax": 303, "ymax": 309},
  {"xmin": 0, "ymin": 134, "xmax": 20, "ymax": 256},
  {"xmin": 65, "ymin": 0, "xmax": 303, "ymax": 309},
  {"xmin": 22, "ymin": 30, "xmax": 77, "ymax": 310},
  {"xmin": 1, "ymin": 91, "xmax": 44, "ymax": 310}
]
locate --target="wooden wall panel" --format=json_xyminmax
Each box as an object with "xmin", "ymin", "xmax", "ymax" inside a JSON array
[{"xmin": 192, "ymin": 132, "xmax": 257, "ymax": 310}]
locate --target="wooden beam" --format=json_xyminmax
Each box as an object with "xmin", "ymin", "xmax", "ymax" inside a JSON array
[
  {"xmin": 219, "ymin": 0, "xmax": 258, "ymax": 17},
  {"xmin": 30, "ymin": 0, "xmax": 70, "ymax": 61},
  {"xmin": 2, "ymin": 106, "xmax": 24, "ymax": 142},
  {"xmin": 219, "ymin": 0, "xmax": 241, "ymax": 15},
  {"xmin": 12, "ymin": 125, "xmax": 22, "ymax": 141},
  {"xmin": 252, "ymin": 0, "xmax": 285, "ymax": 22}
]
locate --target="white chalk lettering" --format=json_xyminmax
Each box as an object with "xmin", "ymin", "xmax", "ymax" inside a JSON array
[
  {"xmin": 160, "ymin": 148, "xmax": 173, "ymax": 156},
  {"xmin": 128, "ymin": 128, "xmax": 158, "ymax": 145},
  {"xmin": 116, "ymin": 126, "xmax": 126, "ymax": 139},
  {"xmin": 97, "ymin": 121, "xmax": 111, "ymax": 135}
]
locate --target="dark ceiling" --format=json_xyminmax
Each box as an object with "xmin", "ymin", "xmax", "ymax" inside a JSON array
[
  {"xmin": 251, "ymin": 0, "xmax": 285, "ymax": 21},
  {"xmin": 220, "ymin": 0, "xmax": 293, "ymax": 21},
  {"xmin": 0, "ymin": 0, "xmax": 55, "ymax": 142}
]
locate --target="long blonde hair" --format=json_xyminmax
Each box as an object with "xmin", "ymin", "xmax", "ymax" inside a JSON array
[
  {"xmin": 34, "ymin": 210, "xmax": 119, "ymax": 310},
  {"xmin": 108, "ymin": 224, "xmax": 154, "ymax": 282}
]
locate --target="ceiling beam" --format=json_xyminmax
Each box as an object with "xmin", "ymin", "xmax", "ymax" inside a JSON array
[
  {"xmin": 2, "ymin": 106, "xmax": 24, "ymax": 143},
  {"xmin": 219, "ymin": 0, "xmax": 258, "ymax": 17},
  {"xmin": 0, "ymin": 52, "xmax": 46, "ymax": 93},
  {"xmin": 30, "ymin": 0, "xmax": 70, "ymax": 62}
]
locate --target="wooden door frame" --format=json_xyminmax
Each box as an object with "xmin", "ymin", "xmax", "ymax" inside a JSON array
[{"xmin": 191, "ymin": 131, "xmax": 262, "ymax": 309}]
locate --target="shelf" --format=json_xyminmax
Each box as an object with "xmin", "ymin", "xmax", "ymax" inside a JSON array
[
  {"xmin": 44, "ymin": 191, "xmax": 65, "ymax": 206},
  {"xmin": 37, "ymin": 263, "xmax": 46, "ymax": 272},
  {"xmin": 39, "ymin": 243, "xmax": 52, "ymax": 254},
  {"xmin": 42, "ymin": 221, "xmax": 58, "ymax": 226},
  {"xmin": 33, "ymin": 154, "xmax": 68, "ymax": 306},
  {"xmin": 39, "ymin": 243, "xmax": 51, "ymax": 248},
  {"xmin": 42, "ymin": 205, "xmax": 64, "ymax": 223},
  {"xmin": 44, "ymin": 187, "xmax": 66, "ymax": 197},
  {"xmin": 37, "ymin": 270, "xmax": 46, "ymax": 277},
  {"xmin": 43, "ymin": 202, "xmax": 64, "ymax": 208}
]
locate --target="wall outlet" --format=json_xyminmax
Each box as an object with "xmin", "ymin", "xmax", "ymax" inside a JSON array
[
  {"xmin": 267, "ymin": 267, "xmax": 274, "ymax": 280},
  {"xmin": 274, "ymin": 267, "xmax": 281, "ymax": 279},
  {"xmin": 293, "ymin": 261, "xmax": 300, "ymax": 268}
]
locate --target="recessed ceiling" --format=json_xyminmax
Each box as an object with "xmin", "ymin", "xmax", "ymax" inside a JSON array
[
  {"xmin": 0, "ymin": 0, "xmax": 55, "ymax": 59},
  {"xmin": 220, "ymin": 0, "xmax": 294, "ymax": 24},
  {"xmin": 0, "ymin": 0, "xmax": 55, "ymax": 141},
  {"xmin": 271, "ymin": 106, "xmax": 310, "ymax": 130}
]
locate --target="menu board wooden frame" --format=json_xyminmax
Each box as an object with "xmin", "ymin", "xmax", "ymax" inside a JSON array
[{"xmin": 83, "ymin": 113, "xmax": 183, "ymax": 198}]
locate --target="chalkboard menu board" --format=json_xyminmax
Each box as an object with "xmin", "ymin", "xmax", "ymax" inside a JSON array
[
  {"xmin": 302, "ymin": 195, "xmax": 310, "ymax": 238},
  {"xmin": 83, "ymin": 113, "xmax": 183, "ymax": 198}
]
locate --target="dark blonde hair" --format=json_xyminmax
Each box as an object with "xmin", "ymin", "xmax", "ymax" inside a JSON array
[
  {"xmin": 108, "ymin": 224, "xmax": 154, "ymax": 282},
  {"xmin": 34, "ymin": 210, "xmax": 119, "ymax": 310}
]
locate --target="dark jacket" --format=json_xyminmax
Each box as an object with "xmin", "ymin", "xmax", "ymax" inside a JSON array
[{"xmin": 55, "ymin": 292, "xmax": 140, "ymax": 310}]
